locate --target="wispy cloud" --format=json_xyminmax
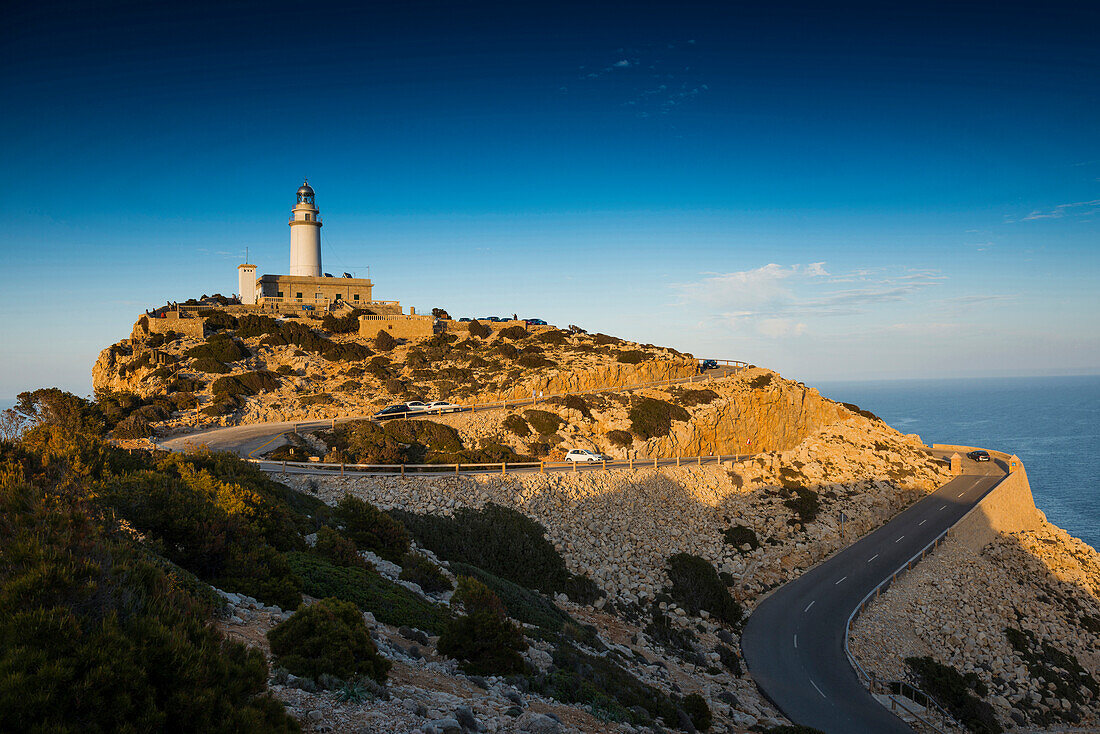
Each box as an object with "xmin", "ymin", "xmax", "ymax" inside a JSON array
[
  {"xmin": 1012, "ymin": 199, "xmax": 1100, "ymax": 222},
  {"xmin": 671, "ymin": 263, "xmax": 945, "ymax": 338}
]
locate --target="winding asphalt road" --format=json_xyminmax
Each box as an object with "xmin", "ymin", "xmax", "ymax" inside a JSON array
[{"xmin": 741, "ymin": 454, "xmax": 1008, "ymax": 733}]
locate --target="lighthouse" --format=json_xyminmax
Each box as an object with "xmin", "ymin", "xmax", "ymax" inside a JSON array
[{"xmin": 289, "ymin": 180, "xmax": 322, "ymax": 276}]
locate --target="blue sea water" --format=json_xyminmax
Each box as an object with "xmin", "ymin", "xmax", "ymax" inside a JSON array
[
  {"xmin": 815, "ymin": 375, "xmax": 1100, "ymax": 552},
  {"xmin": 4, "ymin": 376, "xmax": 1098, "ymax": 549}
]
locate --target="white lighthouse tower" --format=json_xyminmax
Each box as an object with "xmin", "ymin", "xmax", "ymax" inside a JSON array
[{"xmin": 289, "ymin": 180, "xmax": 323, "ymax": 276}]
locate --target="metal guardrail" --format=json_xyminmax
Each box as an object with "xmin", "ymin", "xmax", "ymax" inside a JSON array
[{"xmin": 842, "ymin": 450, "xmax": 1013, "ymax": 734}]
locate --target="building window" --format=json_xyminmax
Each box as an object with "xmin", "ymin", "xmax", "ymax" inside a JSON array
[
  {"xmin": 296, "ymin": 292, "xmax": 303, "ymax": 300},
  {"xmin": 353, "ymin": 294, "xmax": 360, "ymax": 301},
  {"xmin": 304, "ymin": 213, "xmax": 311, "ymax": 221},
  {"xmin": 277, "ymin": 291, "xmax": 283, "ymax": 298},
  {"xmin": 334, "ymin": 294, "xmax": 341, "ymax": 301}
]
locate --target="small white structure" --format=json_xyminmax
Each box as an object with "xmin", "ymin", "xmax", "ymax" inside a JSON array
[
  {"xmin": 288, "ymin": 180, "xmax": 323, "ymax": 277},
  {"xmin": 237, "ymin": 263, "xmax": 257, "ymax": 305}
]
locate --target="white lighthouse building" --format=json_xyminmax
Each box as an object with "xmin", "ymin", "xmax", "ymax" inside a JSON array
[
  {"xmin": 289, "ymin": 180, "xmax": 323, "ymax": 277},
  {"xmin": 236, "ymin": 181, "xmax": 391, "ymax": 313}
]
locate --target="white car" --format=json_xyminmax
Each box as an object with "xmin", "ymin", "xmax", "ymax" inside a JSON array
[
  {"xmin": 565, "ymin": 449, "xmax": 609, "ymax": 463},
  {"xmin": 403, "ymin": 401, "xmax": 430, "ymax": 413},
  {"xmin": 425, "ymin": 401, "xmax": 462, "ymax": 414}
]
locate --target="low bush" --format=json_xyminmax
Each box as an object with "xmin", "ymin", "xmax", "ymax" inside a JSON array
[
  {"xmin": 168, "ymin": 375, "xmax": 201, "ymax": 393},
  {"xmin": 211, "ymin": 371, "xmax": 280, "ymax": 399},
  {"xmin": 191, "ymin": 357, "xmax": 230, "ymax": 374},
  {"xmin": 503, "ymin": 414, "xmax": 531, "ymax": 437},
  {"xmin": 533, "ymin": 643, "xmax": 680, "ymax": 726},
  {"xmin": 245, "ymin": 317, "xmax": 371, "ymax": 361},
  {"xmin": 299, "ymin": 393, "xmax": 335, "ymax": 406},
  {"xmin": 374, "ymin": 330, "xmax": 396, "ymax": 351},
  {"xmin": 201, "ymin": 400, "xmax": 237, "ymax": 417},
  {"xmin": 494, "ymin": 342, "xmax": 519, "ymax": 360},
  {"xmin": 783, "ymin": 486, "xmax": 821, "ymax": 524},
  {"xmin": 562, "ymin": 395, "xmax": 592, "ymax": 419},
  {"xmin": 674, "ymin": 388, "xmax": 719, "ymax": 407},
  {"xmin": 723, "ymin": 524, "xmax": 760, "ymax": 550},
  {"xmin": 905, "ymin": 656, "xmax": 1002, "ymax": 734},
  {"xmin": 383, "ymin": 419, "xmax": 464, "ymax": 453},
  {"xmin": 715, "ymin": 643, "xmax": 742, "ymax": 675},
  {"xmin": 438, "ymin": 577, "xmax": 525, "ymax": 675},
  {"xmin": 448, "ymin": 562, "xmax": 582, "ymax": 639},
  {"xmin": 286, "ymin": 552, "xmax": 449, "ymax": 634},
  {"xmin": 321, "ymin": 308, "xmax": 371, "ymax": 334},
  {"xmin": 497, "ymin": 325, "xmax": 528, "ymax": 340},
  {"xmin": 534, "ymin": 329, "xmax": 568, "ymax": 345},
  {"xmin": 334, "ymin": 494, "xmax": 410, "ymax": 561},
  {"xmin": 112, "ymin": 411, "xmax": 153, "ymax": 438},
  {"xmin": 1005, "ymin": 627, "xmax": 1098, "ymax": 704},
  {"xmin": 391, "ymin": 504, "xmax": 600, "ymax": 602},
  {"xmin": 606, "ymin": 429, "xmax": 633, "ymax": 447},
  {"xmin": 840, "ymin": 401, "xmax": 884, "ymax": 422},
  {"xmin": 682, "ymin": 693, "xmax": 712, "ymax": 731},
  {"xmin": 524, "ymin": 409, "xmax": 564, "ymax": 435},
  {"xmin": 616, "ymin": 350, "xmax": 646, "ymax": 364},
  {"xmin": 645, "ymin": 607, "xmax": 698, "ymax": 658},
  {"xmin": 315, "ymin": 526, "xmax": 370, "ymax": 569},
  {"xmin": 467, "ymin": 320, "xmax": 491, "ymax": 338},
  {"xmin": 0, "ymin": 482, "xmax": 297, "ymax": 733},
  {"xmin": 517, "ymin": 352, "xmax": 555, "ymax": 369},
  {"xmin": 276, "ymin": 364, "xmax": 295, "ymax": 375},
  {"xmin": 204, "ymin": 311, "xmax": 240, "ymax": 332},
  {"xmin": 665, "ymin": 553, "xmax": 743, "ymax": 628},
  {"xmin": 593, "ymin": 333, "xmax": 622, "ymax": 346},
  {"xmin": 267, "ymin": 597, "xmax": 390, "ymax": 683},
  {"xmin": 399, "ymin": 553, "xmax": 453, "ymax": 593},
  {"xmin": 629, "ymin": 398, "xmax": 690, "ymax": 440},
  {"xmin": 236, "ymin": 314, "xmax": 282, "ymax": 338},
  {"xmin": 749, "ymin": 373, "xmax": 773, "ymax": 389},
  {"xmin": 186, "ymin": 334, "xmax": 250, "ymax": 363}
]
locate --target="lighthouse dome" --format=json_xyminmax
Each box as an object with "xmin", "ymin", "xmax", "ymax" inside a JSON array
[{"xmin": 297, "ymin": 181, "xmax": 315, "ymax": 197}]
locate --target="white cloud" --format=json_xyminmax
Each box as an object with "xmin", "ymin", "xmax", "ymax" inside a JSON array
[
  {"xmin": 1018, "ymin": 199, "xmax": 1100, "ymax": 221},
  {"xmin": 612, "ymin": 59, "xmax": 631, "ymax": 68}
]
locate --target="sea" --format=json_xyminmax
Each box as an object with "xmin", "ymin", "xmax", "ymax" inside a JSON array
[
  {"xmin": 815, "ymin": 375, "xmax": 1100, "ymax": 552},
  {"xmin": 3, "ymin": 375, "xmax": 1097, "ymax": 549}
]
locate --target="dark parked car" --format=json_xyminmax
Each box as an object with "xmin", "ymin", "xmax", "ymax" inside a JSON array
[
  {"xmin": 525, "ymin": 318, "xmax": 548, "ymax": 326},
  {"xmin": 700, "ymin": 359, "xmax": 719, "ymax": 371},
  {"xmin": 372, "ymin": 402, "xmax": 426, "ymax": 420},
  {"xmin": 458, "ymin": 317, "xmax": 472, "ymax": 322},
  {"xmin": 967, "ymin": 450, "xmax": 991, "ymax": 462}
]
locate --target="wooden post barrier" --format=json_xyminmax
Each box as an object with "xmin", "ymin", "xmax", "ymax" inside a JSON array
[
  {"xmin": 629, "ymin": 457, "xmax": 633, "ymax": 471},
  {"xmin": 502, "ymin": 463, "xmax": 507, "ymax": 476},
  {"xmin": 401, "ymin": 464, "xmax": 405, "ymax": 478},
  {"xmin": 572, "ymin": 461, "xmax": 577, "ymax": 473},
  {"xmin": 341, "ymin": 463, "xmax": 344, "ymax": 477},
  {"xmin": 676, "ymin": 454, "xmax": 680, "ymax": 467},
  {"xmin": 455, "ymin": 464, "xmax": 459, "ymax": 474},
  {"xmin": 282, "ymin": 460, "xmax": 286, "ymax": 473},
  {"xmin": 540, "ymin": 462, "xmax": 544, "ymax": 474},
  {"xmin": 697, "ymin": 455, "xmax": 702, "ymax": 466},
  {"xmin": 654, "ymin": 457, "xmax": 658, "ymax": 469},
  {"xmin": 602, "ymin": 459, "xmax": 606, "ymax": 470}
]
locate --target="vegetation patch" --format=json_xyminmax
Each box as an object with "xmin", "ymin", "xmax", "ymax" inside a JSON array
[
  {"xmin": 467, "ymin": 320, "xmax": 491, "ymax": 338},
  {"xmin": 322, "ymin": 308, "xmax": 372, "ymax": 334},
  {"xmin": 211, "ymin": 370, "xmax": 280, "ymax": 399},
  {"xmin": 665, "ymin": 553, "xmax": 743, "ymax": 628},
  {"xmin": 399, "ymin": 553, "xmax": 453, "ymax": 593},
  {"xmin": 1005, "ymin": 627, "xmax": 1098, "ymax": 705},
  {"xmin": 334, "ymin": 494, "xmax": 410, "ymax": 562},
  {"xmin": 523, "ymin": 409, "xmax": 564, "ymax": 435},
  {"xmin": 186, "ymin": 333, "xmax": 250, "ymax": 363},
  {"xmin": 628, "ymin": 398, "xmax": 690, "ymax": 440},
  {"xmin": 496, "ymin": 325, "xmax": 528, "ymax": 340},
  {"xmin": 438, "ymin": 577, "xmax": 526, "ymax": 675},
  {"xmin": 681, "ymin": 693, "xmax": 712, "ymax": 731},
  {"xmin": 840, "ymin": 401, "xmax": 884, "ymax": 422},
  {"xmin": 286, "ymin": 552, "xmax": 449, "ymax": 634},
  {"xmin": 673, "ymin": 388, "xmax": 719, "ymax": 407},
  {"xmin": 191, "ymin": 357, "xmax": 230, "ymax": 374},
  {"xmin": 616, "ymin": 350, "xmax": 646, "ymax": 364},
  {"xmin": 782, "ymin": 486, "xmax": 821, "ymax": 524},
  {"xmin": 391, "ymin": 504, "xmax": 601, "ymax": 602},
  {"xmin": 314, "ymin": 526, "xmax": 371, "ymax": 569},
  {"xmin": 723, "ymin": 524, "xmax": 760, "ymax": 551},
  {"xmin": 267, "ymin": 597, "xmax": 390, "ymax": 683},
  {"xmin": 749, "ymin": 373, "xmax": 773, "ymax": 389},
  {"xmin": 905, "ymin": 656, "xmax": 1002, "ymax": 734},
  {"xmin": 503, "ymin": 414, "xmax": 531, "ymax": 437},
  {"xmin": 606, "ymin": 429, "xmax": 633, "ymax": 447}
]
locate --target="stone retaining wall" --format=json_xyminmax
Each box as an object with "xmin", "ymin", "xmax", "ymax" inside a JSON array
[{"xmin": 946, "ymin": 464, "xmax": 1044, "ymax": 554}]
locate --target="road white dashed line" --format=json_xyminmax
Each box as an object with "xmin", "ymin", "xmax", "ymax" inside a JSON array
[
  {"xmin": 919, "ymin": 519, "xmax": 927, "ymax": 525},
  {"xmin": 958, "ymin": 492, "xmax": 966, "ymax": 497},
  {"xmin": 895, "ymin": 535, "xmax": 905, "ymax": 543},
  {"xmin": 804, "ymin": 601, "xmax": 815, "ymax": 612},
  {"xmin": 940, "ymin": 505, "xmax": 948, "ymax": 510},
  {"xmin": 835, "ymin": 576, "xmax": 847, "ymax": 585},
  {"xmin": 794, "ymin": 634, "xmax": 798, "ymax": 648},
  {"xmin": 810, "ymin": 679, "xmax": 827, "ymax": 699},
  {"xmin": 867, "ymin": 554, "xmax": 878, "ymax": 563}
]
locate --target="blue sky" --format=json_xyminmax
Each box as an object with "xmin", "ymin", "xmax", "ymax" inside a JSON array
[{"xmin": 2, "ymin": 1, "xmax": 1098, "ymax": 398}]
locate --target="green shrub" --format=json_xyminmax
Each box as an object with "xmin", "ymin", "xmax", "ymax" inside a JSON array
[
  {"xmin": 268, "ymin": 597, "xmax": 390, "ymax": 683},
  {"xmin": 533, "ymin": 642, "xmax": 680, "ymax": 726},
  {"xmin": 448, "ymin": 562, "xmax": 584, "ymax": 639},
  {"xmin": 503, "ymin": 414, "xmax": 531, "ymax": 437},
  {"xmin": 391, "ymin": 504, "xmax": 600, "ymax": 602},
  {"xmin": 405, "ymin": 350, "xmax": 429, "ymax": 368},
  {"xmin": 286, "ymin": 552, "xmax": 449, "ymax": 633},
  {"xmin": 334, "ymin": 494, "xmax": 410, "ymax": 561},
  {"xmin": 438, "ymin": 577, "xmax": 525, "ymax": 675},
  {"xmin": 203, "ymin": 310, "xmax": 239, "ymax": 332},
  {"xmin": 645, "ymin": 607, "xmax": 699, "ymax": 657},
  {"xmin": 191, "ymin": 357, "xmax": 230, "ymax": 374},
  {"xmin": 374, "ymin": 329, "xmax": 396, "ymax": 351},
  {"xmin": 186, "ymin": 334, "xmax": 250, "ymax": 363},
  {"xmin": 0, "ymin": 482, "xmax": 298, "ymax": 733},
  {"xmin": 497, "ymin": 325, "xmax": 528, "ymax": 340},
  {"xmin": 467, "ymin": 320, "xmax": 491, "ymax": 338},
  {"xmin": 616, "ymin": 350, "xmax": 646, "ymax": 364},
  {"xmin": 201, "ymin": 399, "xmax": 238, "ymax": 417},
  {"xmin": 300, "ymin": 393, "xmax": 335, "ymax": 406},
  {"xmin": 168, "ymin": 375, "xmax": 201, "ymax": 393},
  {"xmin": 675, "ymin": 388, "xmax": 719, "ymax": 407},
  {"xmin": 682, "ymin": 693, "xmax": 712, "ymax": 731},
  {"xmin": 715, "ymin": 643, "xmax": 742, "ymax": 675},
  {"xmin": 562, "ymin": 395, "xmax": 592, "ymax": 419},
  {"xmin": 211, "ymin": 371, "xmax": 279, "ymax": 399},
  {"xmin": 665, "ymin": 553, "xmax": 743, "ymax": 628},
  {"xmin": 383, "ymin": 419, "xmax": 464, "ymax": 453},
  {"xmin": 535, "ymin": 329, "xmax": 568, "ymax": 345},
  {"xmin": 246, "ymin": 317, "xmax": 371, "ymax": 361},
  {"xmin": 276, "ymin": 364, "xmax": 295, "ymax": 375},
  {"xmin": 524, "ymin": 409, "xmax": 563, "ymax": 435},
  {"xmin": 905, "ymin": 656, "xmax": 1002, "ymax": 734},
  {"xmin": 494, "ymin": 342, "xmax": 519, "ymax": 360},
  {"xmin": 322, "ymin": 309, "xmax": 371, "ymax": 334},
  {"xmin": 840, "ymin": 401, "xmax": 884, "ymax": 422},
  {"xmin": 399, "ymin": 553, "xmax": 453, "ymax": 593},
  {"xmin": 517, "ymin": 352, "xmax": 555, "ymax": 369},
  {"xmin": 236, "ymin": 314, "xmax": 282, "ymax": 338},
  {"xmin": 749, "ymin": 373, "xmax": 773, "ymax": 389},
  {"xmin": 315, "ymin": 526, "xmax": 370, "ymax": 569},
  {"xmin": 783, "ymin": 487, "xmax": 821, "ymax": 524},
  {"xmin": 606, "ymin": 429, "xmax": 633, "ymax": 447},
  {"xmin": 593, "ymin": 333, "xmax": 622, "ymax": 345},
  {"xmin": 723, "ymin": 525, "xmax": 760, "ymax": 550},
  {"xmin": 629, "ymin": 398, "xmax": 690, "ymax": 439}
]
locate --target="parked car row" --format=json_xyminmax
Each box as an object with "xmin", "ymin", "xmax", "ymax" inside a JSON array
[
  {"xmin": 372, "ymin": 400, "xmax": 464, "ymax": 420},
  {"xmin": 454, "ymin": 316, "xmax": 547, "ymax": 325}
]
